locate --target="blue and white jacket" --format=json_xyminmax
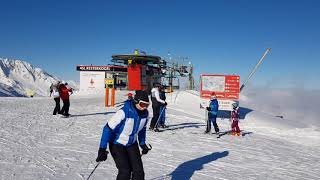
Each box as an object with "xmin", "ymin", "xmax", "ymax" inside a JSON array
[
  {"xmin": 99, "ymin": 100, "xmax": 149, "ymax": 149},
  {"xmin": 208, "ymin": 99, "xmax": 219, "ymax": 118}
]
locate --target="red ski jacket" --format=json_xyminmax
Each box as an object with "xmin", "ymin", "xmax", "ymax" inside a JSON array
[{"xmin": 59, "ymin": 84, "xmax": 72, "ymax": 100}]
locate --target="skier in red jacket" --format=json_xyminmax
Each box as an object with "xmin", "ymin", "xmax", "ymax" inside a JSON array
[{"xmin": 59, "ymin": 82, "xmax": 73, "ymax": 117}]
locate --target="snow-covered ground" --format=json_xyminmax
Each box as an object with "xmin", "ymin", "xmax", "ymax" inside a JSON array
[{"xmin": 0, "ymin": 90, "xmax": 319, "ymax": 180}]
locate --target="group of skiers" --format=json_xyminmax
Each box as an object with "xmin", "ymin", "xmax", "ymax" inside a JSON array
[
  {"xmin": 94, "ymin": 84, "xmax": 240, "ymax": 180},
  {"xmin": 150, "ymin": 83, "xmax": 167, "ymax": 131},
  {"xmin": 49, "ymin": 80, "xmax": 73, "ymax": 117},
  {"xmin": 205, "ymin": 92, "xmax": 241, "ymax": 136}
]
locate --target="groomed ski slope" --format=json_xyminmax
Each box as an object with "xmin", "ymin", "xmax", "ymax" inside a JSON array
[{"xmin": 0, "ymin": 90, "xmax": 319, "ymax": 180}]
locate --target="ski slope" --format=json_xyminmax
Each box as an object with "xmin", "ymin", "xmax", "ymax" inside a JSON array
[{"xmin": 0, "ymin": 90, "xmax": 319, "ymax": 180}]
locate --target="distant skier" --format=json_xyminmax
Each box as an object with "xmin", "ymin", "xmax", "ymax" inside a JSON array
[
  {"xmin": 96, "ymin": 90, "xmax": 152, "ymax": 180},
  {"xmin": 49, "ymin": 80, "xmax": 61, "ymax": 115},
  {"xmin": 205, "ymin": 92, "xmax": 219, "ymax": 134},
  {"xmin": 58, "ymin": 81, "xmax": 73, "ymax": 117},
  {"xmin": 150, "ymin": 83, "xmax": 167, "ymax": 131},
  {"xmin": 158, "ymin": 85, "xmax": 167, "ymax": 128},
  {"xmin": 127, "ymin": 92, "xmax": 134, "ymax": 100},
  {"xmin": 231, "ymin": 103, "xmax": 241, "ymax": 136}
]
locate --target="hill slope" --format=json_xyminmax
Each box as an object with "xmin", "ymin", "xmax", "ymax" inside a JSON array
[{"xmin": 0, "ymin": 90, "xmax": 319, "ymax": 179}]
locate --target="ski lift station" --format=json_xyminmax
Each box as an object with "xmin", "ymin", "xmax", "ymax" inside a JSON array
[{"xmin": 76, "ymin": 51, "xmax": 167, "ymax": 93}]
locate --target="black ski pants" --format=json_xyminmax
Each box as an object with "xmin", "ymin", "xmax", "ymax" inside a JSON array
[
  {"xmin": 109, "ymin": 142, "xmax": 144, "ymax": 180},
  {"xmin": 53, "ymin": 97, "xmax": 61, "ymax": 115},
  {"xmin": 60, "ymin": 99, "xmax": 70, "ymax": 115},
  {"xmin": 207, "ymin": 115, "xmax": 219, "ymax": 133},
  {"xmin": 150, "ymin": 104, "xmax": 160, "ymax": 129}
]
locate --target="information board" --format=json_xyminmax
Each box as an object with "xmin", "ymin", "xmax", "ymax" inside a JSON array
[{"xmin": 200, "ymin": 74, "xmax": 240, "ymax": 111}]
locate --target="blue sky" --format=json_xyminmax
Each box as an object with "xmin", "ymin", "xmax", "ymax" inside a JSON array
[{"xmin": 1, "ymin": 0, "xmax": 319, "ymax": 89}]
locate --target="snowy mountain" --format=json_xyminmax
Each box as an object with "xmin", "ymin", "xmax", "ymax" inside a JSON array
[{"xmin": 0, "ymin": 58, "xmax": 78, "ymax": 97}]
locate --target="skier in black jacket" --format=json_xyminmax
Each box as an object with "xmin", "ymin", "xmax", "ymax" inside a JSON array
[{"xmin": 158, "ymin": 85, "xmax": 167, "ymax": 128}]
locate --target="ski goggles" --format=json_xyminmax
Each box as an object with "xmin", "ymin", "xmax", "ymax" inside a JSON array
[{"xmin": 138, "ymin": 100, "xmax": 150, "ymax": 108}]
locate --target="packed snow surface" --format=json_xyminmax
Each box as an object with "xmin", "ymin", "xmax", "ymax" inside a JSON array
[{"xmin": 0, "ymin": 90, "xmax": 319, "ymax": 180}]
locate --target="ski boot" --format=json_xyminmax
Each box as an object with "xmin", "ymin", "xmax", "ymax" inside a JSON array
[{"xmin": 160, "ymin": 124, "xmax": 168, "ymax": 128}]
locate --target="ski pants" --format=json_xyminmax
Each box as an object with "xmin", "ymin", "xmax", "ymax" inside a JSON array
[
  {"xmin": 109, "ymin": 142, "xmax": 144, "ymax": 180},
  {"xmin": 231, "ymin": 120, "xmax": 240, "ymax": 133},
  {"xmin": 150, "ymin": 104, "xmax": 160, "ymax": 129},
  {"xmin": 53, "ymin": 97, "xmax": 61, "ymax": 115},
  {"xmin": 207, "ymin": 115, "xmax": 219, "ymax": 133},
  {"xmin": 159, "ymin": 106, "xmax": 166, "ymax": 126},
  {"xmin": 60, "ymin": 99, "xmax": 70, "ymax": 115}
]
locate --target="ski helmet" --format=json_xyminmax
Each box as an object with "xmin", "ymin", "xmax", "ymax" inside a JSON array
[
  {"xmin": 134, "ymin": 90, "xmax": 149, "ymax": 103},
  {"xmin": 232, "ymin": 103, "xmax": 239, "ymax": 109}
]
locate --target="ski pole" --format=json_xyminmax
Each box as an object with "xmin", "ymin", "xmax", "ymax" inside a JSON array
[
  {"xmin": 87, "ymin": 162, "xmax": 101, "ymax": 180},
  {"xmin": 154, "ymin": 106, "xmax": 166, "ymax": 129}
]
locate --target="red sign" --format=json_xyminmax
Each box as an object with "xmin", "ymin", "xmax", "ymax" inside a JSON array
[{"xmin": 200, "ymin": 74, "xmax": 240, "ymax": 100}]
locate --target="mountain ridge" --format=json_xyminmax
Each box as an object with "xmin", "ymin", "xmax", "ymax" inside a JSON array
[{"xmin": 0, "ymin": 57, "xmax": 78, "ymax": 97}]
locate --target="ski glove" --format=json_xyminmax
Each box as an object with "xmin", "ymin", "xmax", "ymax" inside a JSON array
[
  {"xmin": 164, "ymin": 102, "xmax": 167, "ymax": 106},
  {"xmin": 206, "ymin": 107, "xmax": 211, "ymax": 111},
  {"xmin": 140, "ymin": 144, "xmax": 152, "ymax": 155},
  {"xmin": 96, "ymin": 148, "xmax": 109, "ymax": 162}
]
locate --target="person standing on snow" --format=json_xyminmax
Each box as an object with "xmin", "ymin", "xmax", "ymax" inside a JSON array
[
  {"xmin": 49, "ymin": 80, "xmax": 61, "ymax": 115},
  {"xmin": 58, "ymin": 81, "xmax": 73, "ymax": 117},
  {"xmin": 231, "ymin": 103, "xmax": 241, "ymax": 136},
  {"xmin": 96, "ymin": 90, "xmax": 152, "ymax": 180},
  {"xmin": 158, "ymin": 85, "xmax": 167, "ymax": 128},
  {"xmin": 150, "ymin": 83, "xmax": 167, "ymax": 131},
  {"xmin": 205, "ymin": 92, "xmax": 219, "ymax": 134}
]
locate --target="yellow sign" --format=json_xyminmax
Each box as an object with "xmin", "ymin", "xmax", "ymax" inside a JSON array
[{"xmin": 105, "ymin": 78, "xmax": 114, "ymax": 85}]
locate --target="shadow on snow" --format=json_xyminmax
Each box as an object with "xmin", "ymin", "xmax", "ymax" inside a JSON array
[
  {"xmin": 148, "ymin": 151, "xmax": 229, "ymax": 180},
  {"xmin": 159, "ymin": 122, "xmax": 205, "ymax": 132},
  {"xmin": 170, "ymin": 151, "xmax": 229, "ymax": 180},
  {"xmin": 70, "ymin": 112, "xmax": 115, "ymax": 117},
  {"xmin": 217, "ymin": 107, "xmax": 253, "ymax": 120}
]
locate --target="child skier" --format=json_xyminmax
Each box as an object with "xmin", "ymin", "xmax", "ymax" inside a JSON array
[
  {"xmin": 231, "ymin": 103, "xmax": 241, "ymax": 136},
  {"xmin": 205, "ymin": 92, "xmax": 219, "ymax": 134},
  {"xmin": 96, "ymin": 90, "xmax": 152, "ymax": 180}
]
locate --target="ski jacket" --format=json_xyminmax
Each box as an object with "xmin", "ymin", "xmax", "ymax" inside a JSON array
[
  {"xmin": 58, "ymin": 84, "xmax": 72, "ymax": 100},
  {"xmin": 160, "ymin": 91, "xmax": 166, "ymax": 101},
  {"xmin": 99, "ymin": 100, "xmax": 149, "ymax": 149},
  {"xmin": 50, "ymin": 82, "xmax": 60, "ymax": 98},
  {"xmin": 208, "ymin": 99, "xmax": 219, "ymax": 117},
  {"xmin": 231, "ymin": 108, "xmax": 240, "ymax": 121},
  {"xmin": 151, "ymin": 87, "xmax": 165, "ymax": 106}
]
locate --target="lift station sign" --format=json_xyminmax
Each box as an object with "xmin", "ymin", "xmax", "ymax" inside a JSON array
[{"xmin": 200, "ymin": 74, "xmax": 240, "ymax": 111}]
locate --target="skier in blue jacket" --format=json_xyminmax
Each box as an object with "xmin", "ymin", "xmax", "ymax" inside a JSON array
[
  {"xmin": 205, "ymin": 92, "xmax": 220, "ymax": 134},
  {"xmin": 96, "ymin": 90, "xmax": 152, "ymax": 180}
]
